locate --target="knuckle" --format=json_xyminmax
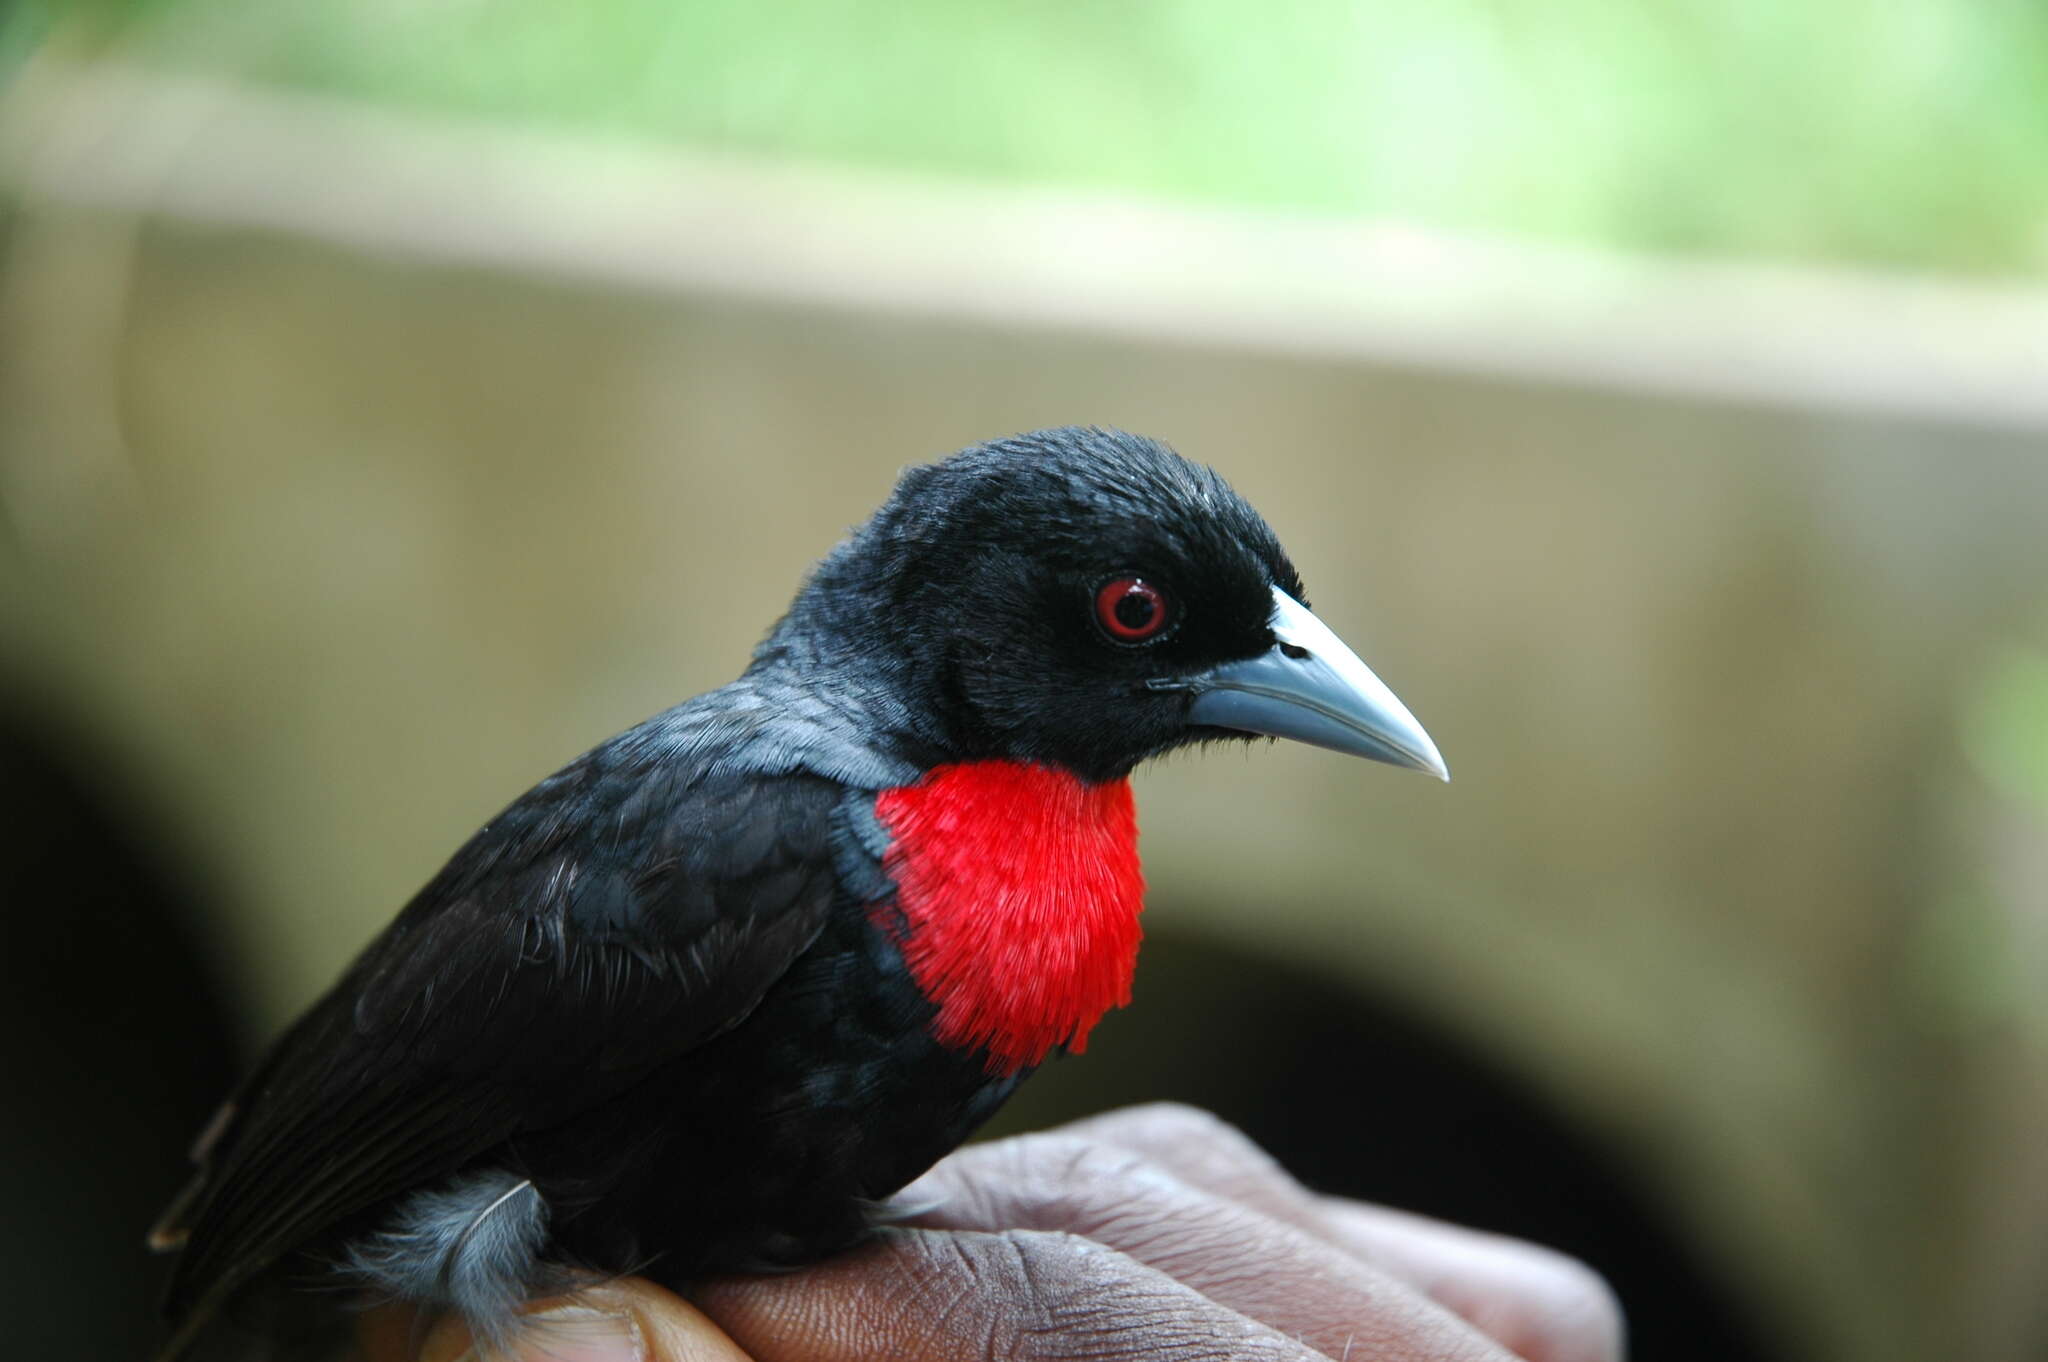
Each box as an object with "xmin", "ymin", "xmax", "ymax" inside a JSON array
[
  {"xmin": 1001, "ymin": 1225, "xmax": 1095, "ymax": 1258},
  {"xmin": 993, "ymin": 1228, "xmax": 1125, "ymax": 1345},
  {"xmin": 1497, "ymin": 1250, "xmax": 1627, "ymax": 1362},
  {"xmin": 919, "ymin": 1133, "xmax": 1172, "ymax": 1239},
  {"xmin": 994, "ymin": 1229, "xmax": 1296, "ymax": 1362},
  {"xmin": 1006, "ymin": 1131, "xmax": 1156, "ymax": 1199},
  {"xmin": 1000, "ymin": 1227, "xmax": 1142, "ymax": 1315},
  {"xmin": 1101, "ymin": 1100, "xmax": 1244, "ymax": 1145},
  {"xmin": 1077, "ymin": 1104, "xmax": 1300, "ymax": 1206},
  {"xmin": 1545, "ymin": 1257, "xmax": 1627, "ymax": 1359},
  {"xmin": 1118, "ymin": 1103, "xmax": 1283, "ymax": 1173},
  {"xmin": 884, "ymin": 1232, "xmax": 1027, "ymax": 1361}
]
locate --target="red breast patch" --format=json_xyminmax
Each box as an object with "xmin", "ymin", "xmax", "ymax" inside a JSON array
[{"xmin": 874, "ymin": 761, "xmax": 1145, "ymax": 1075}]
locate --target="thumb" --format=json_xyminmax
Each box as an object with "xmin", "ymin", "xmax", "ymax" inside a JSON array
[{"xmin": 412, "ymin": 1279, "xmax": 756, "ymax": 1362}]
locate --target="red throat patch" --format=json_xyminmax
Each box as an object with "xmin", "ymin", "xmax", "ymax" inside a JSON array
[{"xmin": 874, "ymin": 761, "xmax": 1145, "ymax": 1075}]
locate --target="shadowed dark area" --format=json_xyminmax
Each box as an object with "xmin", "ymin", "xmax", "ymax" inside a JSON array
[
  {"xmin": 0, "ymin": 692, "xmax": 245, "ymax": 1361},
  {"xmin": 993, "ymin": 929, "xmax": 1784, "ymax": 1362}
]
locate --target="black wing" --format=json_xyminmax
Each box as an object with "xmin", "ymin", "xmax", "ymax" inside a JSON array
[{"xmin": 155, "ymin": 706, "xmax": 853, "ymax": 1343}]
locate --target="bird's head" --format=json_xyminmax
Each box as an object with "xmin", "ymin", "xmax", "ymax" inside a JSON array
[{"xmin": 765, "ymin": 427, "xmax": 1447, "ymax": 786}]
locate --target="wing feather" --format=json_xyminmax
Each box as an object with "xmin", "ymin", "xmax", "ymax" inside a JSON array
[{"xmin": 154, "ymin": 711, "xmax": 852, "ymax": 1349}]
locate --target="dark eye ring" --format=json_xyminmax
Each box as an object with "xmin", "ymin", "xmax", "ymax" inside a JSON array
[{"xmin": 1094, "ymin": 576, "xmax": 1172, "ymax": 643}]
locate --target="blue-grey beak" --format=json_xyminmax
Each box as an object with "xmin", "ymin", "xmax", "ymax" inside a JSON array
[{"xmin": 1160, "ymin": 587, "xmax": 1448, "ymax": 779}]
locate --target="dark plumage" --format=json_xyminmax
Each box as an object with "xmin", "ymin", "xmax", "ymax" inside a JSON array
[{"xmin": 152, "ymin": 428, "xmax": 1444, "ymax": 1360}]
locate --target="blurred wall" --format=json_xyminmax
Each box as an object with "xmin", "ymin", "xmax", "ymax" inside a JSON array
[{"xmin": 5, "ymin": 67, "xmax": 2048, "ymax": 1362}]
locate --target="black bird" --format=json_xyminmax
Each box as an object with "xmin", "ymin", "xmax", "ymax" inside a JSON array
[{"xmin": 151, "ymin": 427, "xmax": 1446, "ymax": 1359}]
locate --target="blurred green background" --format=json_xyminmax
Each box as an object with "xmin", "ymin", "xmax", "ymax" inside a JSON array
[
  {"xmin": 3, "ymin": 4, "xmax": 2047, "ymax": 1362},
  {"xmin": 8, "ymin": 0, "xmax": 2048, "ymax": 274}
]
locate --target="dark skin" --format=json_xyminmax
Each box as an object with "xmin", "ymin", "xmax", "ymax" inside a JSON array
[{"xmin": 372, "ymin": 1105, "xmax": 1623, "ymax": 1362}]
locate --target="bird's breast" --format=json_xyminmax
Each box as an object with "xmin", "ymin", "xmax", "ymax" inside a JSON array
[{"xmin": 873, "ymin": 761, "xmax": 1145, "ymax": 1075}]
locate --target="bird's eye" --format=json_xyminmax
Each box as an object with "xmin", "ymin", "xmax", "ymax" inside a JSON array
[{"xmin": 1094, "ymin": 576, "xmax": 1172, "ymax": 643}]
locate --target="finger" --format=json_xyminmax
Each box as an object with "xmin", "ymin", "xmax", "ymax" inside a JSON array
[
  {"xmin": 1054, "ymin": 1103, "xmax": 1330, "ymax": 1233},
  {"xmin": 903, "ymin": 1136, "xmax": 1516, "ymax": 1362},
  {"xmin": 695, "ymin": 1226, "xmax": 1362, "ymax": 1362},
  {"xmin": 355, "ymin": 1303, "xmax": 423, "ymax": 1362},
  {"xmin": 1059, "ymin": 1104, "xmax": 1624, "ymax": 1362},
  {"xmin": 1316, "ymin": 1203, "xmax": 1624, "ymax": 1362},
  {"xmin": 410, "ymin": 1278, "xmax": 756, "ymax": 1362}
]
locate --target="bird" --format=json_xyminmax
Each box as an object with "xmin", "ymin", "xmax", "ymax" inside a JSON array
[{"xmin": 149, "ymin": 426, "xmax": 1447, "ymax": 1360}]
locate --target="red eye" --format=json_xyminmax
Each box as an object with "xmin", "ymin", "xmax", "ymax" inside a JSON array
[{"xmin": 1094, "ymin": 577, "xmax": 1171, "ymax": 642}]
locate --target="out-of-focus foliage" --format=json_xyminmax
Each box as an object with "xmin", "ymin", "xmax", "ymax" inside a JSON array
[
  {"xmin": 1962, "ymin": 645, "xmax": 2048, "ymax": 814},
  {"xmin": 8, "ymin": 0, "xmax": 2048, "ymax": 276}
]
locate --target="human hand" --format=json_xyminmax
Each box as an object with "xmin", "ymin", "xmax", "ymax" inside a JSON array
[{"xmin": 387, "ymin": 1103, "xmax": 1622, "ymax": 1362}]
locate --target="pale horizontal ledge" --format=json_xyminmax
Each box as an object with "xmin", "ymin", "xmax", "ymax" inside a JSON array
[{"xmin": 7, "ymin": 58, "xmax": 2047, "ymax": 430}]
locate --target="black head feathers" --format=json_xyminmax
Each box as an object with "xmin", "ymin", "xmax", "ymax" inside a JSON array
[{"xmin": 760, "ymin": 428, "xmax": 1308, "ymax": 781}]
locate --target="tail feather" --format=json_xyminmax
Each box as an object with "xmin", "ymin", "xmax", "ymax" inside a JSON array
[
  {"xmin": 149, "ymin": 1100, "xmax": 239, "ymax": 1254},
  {"xmin": 148, "ymin": 1177, "xmax": 203, "ymax": 1254}
]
